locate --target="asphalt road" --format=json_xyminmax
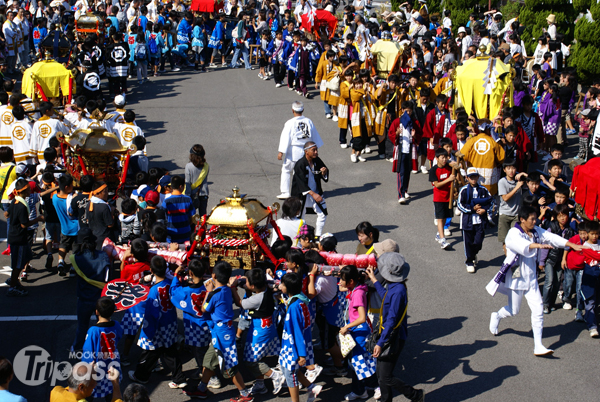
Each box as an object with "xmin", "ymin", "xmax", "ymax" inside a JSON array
[{"xmin": 0, "ymin": 64, "xmax": 598, "ymax": 402}]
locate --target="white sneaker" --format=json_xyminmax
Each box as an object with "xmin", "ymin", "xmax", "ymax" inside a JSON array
[
  {"xmin": 209, "ymin": 63, "xmax": 217, "ymax": 68},
  {"xmin": 325, "ymin": 113, "xmax": 332, "ymax": 119},
  {"xmin": 444, "ymin": 229, "xmax": 451, "ymax": 237},
  {"xmin": 168, "ymin": 381, "xmax": 187, "ymax": 389},
  {"xmin": 358, "ymin": 155, "xmax": 367, "ymax": 162},
  {"xmin": 420, "ymin": 165, "xmax": 428, "ymax": 174},
  {"xmin": 276, "ymin": 83, "xmax": 283, "ymax": 88},
  {"xmin": 271, "ymin": 370, "xmax": 285, "ymax": 394},
  {"xmin": 207, "ymin": 377, "xmax": 221, "ymax": 389},
  {"xmin": 440, "ymin": 238, "xmax": 450, "ymax": 249},
  {"xmin": 351, "ymin": 154, "xmax": 357, "ymax": 163},
  {"xmin": 276, "ymin": 193, "xmax": 290, "ymax": 199},
  {"xmin": 411, "ymin": 170, "xmax": 418, "ymax": 174},
  {"xmin": 562, "ymin": 302, "xmax": 573, "ymax": 310},
  {"xmin": 405, "ymin": 192, "xmax": 411, "ymax": 199},
  {"xmin": 288, "ymin": 87, "xmax": 294, "ymax": 91},
  {"xmin": 489, "ymin": 312, "xmax": 500, "ymax": 336},
  {"xmin": 590, "ymin": 328, "xmax": 599, "ymax": 338},
  {"xmin": 307, "ymin": 384, "xmax": 323, "ymax": 402},
  {"xmin": 305, "ymin": 364, "xmax": 323, "ymax": 383},
  {"xmin": 466, "ymin": 264, "xmax": 475, "ymax": 273},
  {"xmin": 340, "ymin": 143, "xmax": 348, "ymax": 149},
  {"xmin": 332, "ymin": 115, "xmax": 338, "ymax": 122},
  {"xmin": 398, "ymin": 197, "xmax": 407, "ymax": 204},
  {"xmin": 364, "ymin": 146, "xmax": 372, "ymax": 154},
  {"xmin": 258, "ymin": 73, "xmax": 264, "ymax": 79},
  {"xmin": 386, "ymin": 157, "xmax": 393, "ymax": 162},
  {"xmin": 373, "ymin": 387, "xmax": 381, "ymax": 400},
  {"xmin": 345, "ymin": 391, "xmax": 369, "ymax": 401}
]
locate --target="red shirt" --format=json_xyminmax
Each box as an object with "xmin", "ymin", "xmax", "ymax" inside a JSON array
[
  {"xmin": 429, "ymin": 164, "xmax": 453, "ymax": 202},
  {"xmin": 120, "ymin": 261, "xmax": 150, "ymax": 283},
  {"xmin": 566, "ymin": 235, "xmax": 585, "ymax": 270}
]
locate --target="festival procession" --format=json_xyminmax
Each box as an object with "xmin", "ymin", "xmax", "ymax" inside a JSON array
[{"xmin": 0, "ymin": 0, "xmax": 600, "ymax": 401}]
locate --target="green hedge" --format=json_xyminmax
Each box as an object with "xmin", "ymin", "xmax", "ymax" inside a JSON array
[{"xmin": 570, "ymin": 43, "xmax": 600, "ymax": 82}]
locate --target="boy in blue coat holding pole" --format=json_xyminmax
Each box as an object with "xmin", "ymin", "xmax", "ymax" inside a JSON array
[{"xmin": 457, "ymin": 167, "xmax": 495, "ymax": 273}]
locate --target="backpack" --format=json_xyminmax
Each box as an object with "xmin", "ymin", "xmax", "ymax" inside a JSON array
[
  {"xmin": 148, "ymin": 34, "xmax": 158, "ymax": 55},
  {"xmin": 134, "ymin": 43, "xmax": 147, "ymax": 60}
]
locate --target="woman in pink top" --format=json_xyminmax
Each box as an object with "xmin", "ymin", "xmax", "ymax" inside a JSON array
[{"xmin": 339, "ymin": 265, "xmax": 377, "ymax": 400}]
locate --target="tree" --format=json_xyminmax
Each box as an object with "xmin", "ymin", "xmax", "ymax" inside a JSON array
[
  {"xmin": 519, "ymin": 0, "xmax": 577, "ymax": 56},
  {"xmin": 570, "ymin": 0, "xmax": 600, "ymax": 82},
  {"xmin": 443, "ymin": 0, "xmax": 488, "ymax": 35}
]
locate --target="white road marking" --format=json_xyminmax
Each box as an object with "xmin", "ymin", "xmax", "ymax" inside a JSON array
[{"xmin": 0, "ymin": 315, "xmax": 78, "ymax": 322}]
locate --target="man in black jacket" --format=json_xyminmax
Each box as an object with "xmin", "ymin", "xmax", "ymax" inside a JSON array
[{"xmin": 291, "ymin": 141, "xmax": 329, "ymax": 237}]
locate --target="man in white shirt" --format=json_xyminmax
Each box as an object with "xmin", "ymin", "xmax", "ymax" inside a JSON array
[
  {"xmin": 457, "ymin": 27, "xmax": 472, "ymax": 59},
  {"xmin": 277, "ymin": 101, "xmax": 323, "ymax": 199},
  {"xmin": 2, "ymin": 10, "xmax": 19, "ymax": 73},
  {"xmin": 546, "ymin": 14, "xmax": 556, "ymax": 41}
]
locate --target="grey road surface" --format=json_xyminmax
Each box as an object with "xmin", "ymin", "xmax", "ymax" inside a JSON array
[{"xmin": 0, "ymin": 66, "xmax": 597, "ymax": 402}]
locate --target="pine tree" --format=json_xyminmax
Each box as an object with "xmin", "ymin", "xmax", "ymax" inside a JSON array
[
  {"xmin": 571, "ymin": 0, "xmax": 600, "ymax": 82},
  {"xmin": 443, "ymin": 0, "xmax": 488, "ymax": 34},
  {"xmin": 519, "ymin": 0, "xmax": 577, "ymax": 56}
]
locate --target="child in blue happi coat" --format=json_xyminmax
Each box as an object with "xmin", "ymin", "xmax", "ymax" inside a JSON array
[
  {"xmin": 231, "ymin": 268, "xmax": 285, "ymax": 396},
  {"xmin": 129, "ymin": 256, "xmax": 186, "ymax": 389},
  {"xmin": 184, "ymin": 261, "xmax": 252, "ymax": 401},
  {"xmin": 279, "ymin": 273, "xmax": 323, "ymax": 402},
  {"xmin": 305, "ymin": 250, "xmax": 346, "ymax": 376},
  {"xmin": 82, "ymin": 297, "xmax": 123, "ymax": 400},
  {"xmin": 171, "ymin": 259, "xmax": 212, "ymax": 377}
]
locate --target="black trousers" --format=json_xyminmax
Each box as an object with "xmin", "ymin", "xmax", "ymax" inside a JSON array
[
  {"xmin": 288, "ymin": 70, "xmax": 296, "ymax": 89},
  {"xmin": 109, "ymin": 76, "xmax": 127, "ymax": 95},
  {"xmin": 134, "ymin": 344, "xmax": 185, "ymax": 383},
  {"xmin": 274, "ymin": 62, "xmax": 286, "ymax": 83},
  {"xmin": 376, "ymin": 340, "xmax": 419, "ymax": 402},
  {"xmin": 462, "ymin": 223, "xmax": 485, "ymax": 264}
]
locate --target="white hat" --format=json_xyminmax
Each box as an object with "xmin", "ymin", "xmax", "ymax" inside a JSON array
[
  {"xmin": 16, "ymin": 164, "xmax": 29, "ymax": 175},
  {"xmin": 325, "ymin": 5, "xmax": 334, "ymax": 13},
  {"xmin": 458, "ymin": 27, "xmax": 466, "ymax": 34},
  {"xmin": 466, "ymin": 167, "xmax": 479, "ymax": 177},
  {"xmin": 114, "ymin": 94, "xmax": 126, "ymax": 106},
  {"xmin": 292, "ymin": 101, "xmax": 304, "ymax": 112}
]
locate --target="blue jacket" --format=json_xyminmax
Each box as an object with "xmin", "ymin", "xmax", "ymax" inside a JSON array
[
  {"xmin": 375, "ymin": 281, "xmax": 408, "ymax": 346},
  {"xmin": 457, "ymin": 184, "xmax": 494, "ymax": 231},
  {"xmin": 138, "ymin": 279, "xmax": 178, "ymax": 349},
  {"xmin": 278, "ymin": 295, "xmax": 312, "ymax": 371},
  {"xmin": 208, "ymin": 20, "xmax": 225, "ymax": 49},
  {"xmin": 177, "ymin": 18, "xmax": 193, "ymax": 44},
  {"xmin": 170, "ymin": 276, "xmax": 208, "ymax": 325}
]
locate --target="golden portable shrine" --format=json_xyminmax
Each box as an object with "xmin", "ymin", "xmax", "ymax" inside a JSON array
[
  {"xmin": 75, "ymin": 13, "xmax": 105, "ymax": 41},
  {"xmin": 56, "ymin": 122, "xmax": 136, "ymax": 193},
  {"xmin": 188, "ymin": 187, "xmax": 284, "ymax": 269}
]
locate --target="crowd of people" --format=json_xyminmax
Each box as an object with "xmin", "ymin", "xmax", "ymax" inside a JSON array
[{"xmin": 1, "ymin": 1, "xmax": 600, "ymax": 402}]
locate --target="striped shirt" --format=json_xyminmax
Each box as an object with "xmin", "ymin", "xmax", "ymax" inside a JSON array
[{"xmin": 164, "ymin": 194, "xmax": 193, "ymax": 243}]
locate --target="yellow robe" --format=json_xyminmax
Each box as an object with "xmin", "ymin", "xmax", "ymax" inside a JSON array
[
  {"xmin": 337, "ymin": 80, "xmax": 351, "ymax": 129},
  {"xmin": 326, "ymin": 65, "xmax": 342, "ymax": 107},
  {"xmin": 315, "ymin": 55, "xmax": 332, "ymax": 102},
  {"xmin": 374, "ymin": 88, "xmax": 399, "ymax": 137},
  {"xmin": 350, "ymin": 89, "xmax": 375, "ymax": 138}
]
